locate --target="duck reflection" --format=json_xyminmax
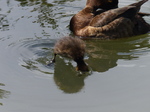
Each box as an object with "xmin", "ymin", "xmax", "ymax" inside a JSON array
[
  {"xmin": 84, "ymin": 34, "xmax": 150, "ymax": 72},
  {"xmin": 54, "ymin": 56, "xmax": 88, "ymax": 93},
  {"xmin": 0, "ymin": 83, "xmax": 11, "ymax": 106}
]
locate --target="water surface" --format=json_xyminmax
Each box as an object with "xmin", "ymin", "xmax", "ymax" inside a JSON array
[{"xmin": 0, "ymin": 0, "xmax": 150, "ymax": 112}]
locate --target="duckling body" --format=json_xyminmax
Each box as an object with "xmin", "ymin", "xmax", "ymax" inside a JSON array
[
  {"xmin": 70, "ymin": 0, "xmax": 150, "ymax": 39},
  {"xmin": 51, "ymin": 36, "xmax": 89, "ymax": 72}
]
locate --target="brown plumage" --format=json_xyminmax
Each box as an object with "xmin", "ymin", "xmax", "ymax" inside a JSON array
[
  {"xmin": 51, "ymin": 36, "xmax": 89, "ymax": 72},
  {"xmin": 70, "ymin": 0, "xmax": 119, "ymax": 34},
  {"xmin": 70, "ymin": 0, "xmax": 150, "ymax": 39},
  {"xmin": 86, "ymin": 0, "xmax": 118, "ymax": 10}
]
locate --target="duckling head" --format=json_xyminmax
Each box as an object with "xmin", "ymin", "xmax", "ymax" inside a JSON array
[
  {"xmin": 74, "ymin": 57, "xmax": 89, "ymax": 72},
  {"xmin": 86, "ymin": 0, "xmax": 118, "ymax": 10}
]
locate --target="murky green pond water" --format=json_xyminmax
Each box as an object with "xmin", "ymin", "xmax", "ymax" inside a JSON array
[{"xmin": 0, "ymin": 0, "xmax": 150, "ymax": 112}]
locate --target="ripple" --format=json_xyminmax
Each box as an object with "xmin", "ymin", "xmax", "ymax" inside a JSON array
[{"xmin": 8, "ymin": 38, "xmax": 56, "ymax": 75}]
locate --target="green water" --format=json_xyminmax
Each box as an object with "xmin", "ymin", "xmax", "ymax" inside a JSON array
[{"xmin": 0, "ymin": 0, "xmax": 150, "ymax": 112}]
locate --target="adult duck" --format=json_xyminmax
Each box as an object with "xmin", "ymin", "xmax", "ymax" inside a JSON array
[{"xmin": 70, "ymin": 0, "xmax": 150, "ymax": 39}]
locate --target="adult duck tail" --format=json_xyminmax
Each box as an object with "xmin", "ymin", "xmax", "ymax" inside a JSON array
[{"xmin": 129, "ymin": 0, "xmax": 148, "ymax": 12}]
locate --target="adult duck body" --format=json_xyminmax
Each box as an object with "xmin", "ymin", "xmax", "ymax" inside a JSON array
[{"xmin": 70, "ymin": 0, "xmax": 150, "ymax": 39}]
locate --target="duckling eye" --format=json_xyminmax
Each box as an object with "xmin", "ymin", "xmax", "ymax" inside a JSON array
[{"xmin": 108, "ymin": 0, "xmax": 112, "ymax": 3}]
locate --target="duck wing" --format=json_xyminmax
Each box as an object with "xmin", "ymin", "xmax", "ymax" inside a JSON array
[
  {"xmin": 89, "ymin": 0, "xmax": 148, "ymax": 27},
  {"xmin": 78, "ymin": 17, "xmax": 134, "ymax": 38},
  {"xmin": 89, "ymin": 6, "xmax": 135, "ymax": 27}
]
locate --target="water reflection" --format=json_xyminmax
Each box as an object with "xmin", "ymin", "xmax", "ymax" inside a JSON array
[
  {"xmin": 16, "ymin": 0, "xmax": 57, "ymax": 29},
  {"xmin": 14, "ymin": 0, "xmax": 74, "ymax": 30},
  {"xmin": 0, "ymin": 83, "xmax": 11, "ymax": 106},
  {"xmin": 85, "ymin": 34, "xmax": 150, "ymax": 72},
  {"xmin": 11, "ymin": 38, "xmax": 89, "ymax": 93},
  {"xmin": 54, "ymin": 57, "xmax": 88, "ymax": 93},
  {"xmin": 0, "ymin": 14, "xmax": 9, "ymax": 31},
  {"xmin": 3, "ymin": 0, "xmax": 150, "ymax": 94},
  {"xmin": 15, "ymin": 34, "xmax": 150, "ymax": 93},
  {"xmin": 15, "ymin": 0, "xmax": 73, "ymax": 6},
  {"xmin": 16, "ymin": 39, "xmax": 55, "ymax": 74},
  {"xmin": 15, "ymin": 0, "xmax": 42, "ymax": 6}
]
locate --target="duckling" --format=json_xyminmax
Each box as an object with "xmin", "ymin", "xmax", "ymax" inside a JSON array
[
  {"xmin": 50, "ymin": 36, "xmax": 89, "ymax": 72},
  {"xmin": 70, "ymin": 0, "xmax": 150, "ymax": 39}
]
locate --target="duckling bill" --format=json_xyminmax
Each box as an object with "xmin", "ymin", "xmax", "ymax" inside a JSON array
[{"xmin": 50, "ymin": 36, "xmax": 89, "ymax": 72}]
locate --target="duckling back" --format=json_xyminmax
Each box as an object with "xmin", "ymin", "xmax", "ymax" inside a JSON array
[{"xmin": 54, "ymin": 36, "xmax": 86, "ymax": 60}]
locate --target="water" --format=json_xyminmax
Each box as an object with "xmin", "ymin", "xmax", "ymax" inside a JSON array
[{"xmin": 0, "ymin": 0, "xmax": 150, "ymax": 112}]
